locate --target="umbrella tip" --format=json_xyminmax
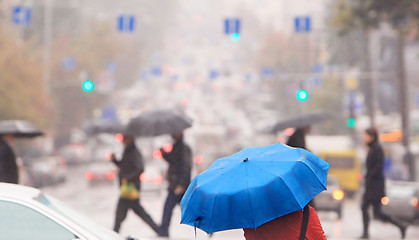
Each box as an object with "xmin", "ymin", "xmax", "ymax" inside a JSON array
[{"xmin": 243, "ymin": 158, "xmax": 248, "ymax": 162}]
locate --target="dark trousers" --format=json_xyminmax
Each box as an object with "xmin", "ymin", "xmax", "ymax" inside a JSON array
[
  {"xmin": 361, "ymin": 195, "xmax": 403, "ymax": 235},
  {"xmin": 113, "ymin": 198, "xmax": 159, "ymax": 233},
  {"xmin": 158, "ymin": 190, "xmax": 183, "ymax": 237}
]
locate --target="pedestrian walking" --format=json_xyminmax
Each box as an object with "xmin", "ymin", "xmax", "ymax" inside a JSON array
[
  {"xmin": 111, "ymin": 135, "xmax": 158, "ymax": 234},
  {"xmin": 360, "ymin": 127, "xmax": 407, "ymax": 239},
  {"xmin": 158, "ymin": 132, "xmax": 192, "ymax": 237},
  {"xmin": 0, "ymin": 134, "xmax": 18, "ymax": 184},
  {"xmin": 244, "ymin": 205, "xmax": 327, "ymax": 240}
]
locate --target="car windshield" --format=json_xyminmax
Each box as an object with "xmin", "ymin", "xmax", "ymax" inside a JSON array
[
  {"xmin": 387, "ymin": 186, "xmax": 416, "ymax": 198},
  {"xmin": 35, "ymin": 193, "xmax": 124, "ymax": 240}
]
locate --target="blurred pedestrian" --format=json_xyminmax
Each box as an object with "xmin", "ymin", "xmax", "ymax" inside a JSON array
[
  {"xmin": 111, "ymin": 135, "xmax": 158, "ymax": 234},
  {"xmin": 286, "ymin": 126, "xmax": 310, "ymax": 149},
  {"xmin": 158, "ymin": 132, "xmax": 192, "ymax": 237},
  {"xmin": 0, "ymin": 134, "xmax": 18, "ymax": 184},
  {"xmin": 360, "ymin": 127, "xmax": 407, "ymax": 239},
  {"xmin": 244, "ymin": 205, "xmax": 327, "ymax": 240}
]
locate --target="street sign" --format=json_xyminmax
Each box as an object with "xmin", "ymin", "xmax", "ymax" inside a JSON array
[
  {"xmin": 117, "ymin": 15, "xmax": 135, "ymax": 32},
  {"xmin": 151, "ymin": 66, "xmax": 162, "ymax": 76},
  {"xmin": 209, "ymin": 70, "xmax": 219, "ymax": 80},
  {"xmin": 261, "ymin": 67, "xmax": 274, "ymax": 77},
  {"xmin": 294, "ymin": 16, "xmax": 311, "ymax": 33},
  {"xmin": 12, "ymin": 6, "xmax": 31, "ymax": 25},
  {"xmin": 224, "ymin": 18, "xmax": 240, "ymax": 34},
  {"xmin": 345, "ymin": 92, "xmax": 364, "ymax": 115},
  {"xmin": 62, "ymin": 57, "xmax": 76, "ymax": 70}
]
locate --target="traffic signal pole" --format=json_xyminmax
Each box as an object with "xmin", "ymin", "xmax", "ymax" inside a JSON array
[{"xmin": 43, "ymin": 0, "xmax": 52, "ymax": 94}]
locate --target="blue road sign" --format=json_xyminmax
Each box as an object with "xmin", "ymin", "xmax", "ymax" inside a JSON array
[
  {"xmin": 224, "ymin": 18, "xmax": 240, "ymax": 34},
  {"xmin": 209, "ymin": 70, "xmax": 219, "ymax": 80},
  {"xmin": 106, "ymin": 62, "xmax": 117, "ymax": 73},
  {"xmin": 151, "ymin": 66, "xmax": 162, "ymax": 76},
  {"xmin": 62, "ymin": 57, "xmax": 76, "ymax": 70},
  {"xmin": 118, "ymin": 15, "xmax": 135, "ymax": 32},
  {"xmin": 294, "ymin": 16, "xmax": 311, "ymax": 33},
  {"xmin": 12, "ymin": 6, "xmax": 31, "ymax": 25},
  {"xmin": 261, "ymin": 67, "xmax": 274, "ymax": 77}
]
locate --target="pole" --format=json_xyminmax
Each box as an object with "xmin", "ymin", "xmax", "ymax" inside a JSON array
[
  {"xmin": 43, "ymin": 0, "xmax": 52, "ymax": 94},
  {"xmin": 398, "ymin": 32, "xmax": 414, "ymax": 180},
  {"xmin": 364, "ymin": 30, "xmax": 376, "ymax": 128}
]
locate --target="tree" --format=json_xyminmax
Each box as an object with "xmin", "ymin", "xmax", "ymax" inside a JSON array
[
  {"xmin": 332, "ymin": 0, "xmax": 419, "ymax": 180},
  {"xmin": 0, "ymin": 30, "xmax": 51, "ymax": 129}
]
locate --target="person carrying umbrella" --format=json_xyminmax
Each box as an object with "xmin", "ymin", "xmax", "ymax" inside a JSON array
[
  {"xmin": 0, "ymin": 120, "xmax": 44, "ymax": 184},
  {"xmin": 243, "ymin": 204, "xmax": 326, "ymax": 240},
  {"xmin": 0, "ymin": 134, "xmax": 18, "ymax": 184},
  {"xmin": 360, "ymin": 127, "xmax": 408, "ymax": 239},
  {"xmin": 181, "ymin": 143, "xmax": 330, "ymax": 239},
  {"xmin": 110, "ymin": 135, "xmax": 159, "ymax": 234},
  {"xmin": 158, "ymin": 132, "xmax": 192, "ymax": 237}
]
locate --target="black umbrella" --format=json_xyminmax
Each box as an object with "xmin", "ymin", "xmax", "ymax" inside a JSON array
[
  {"xmin": 271, "ymin": 112, "xmax": 332, "ymax": 133},
  {"xmin": 126, "ymin": 109, "xmax": 192, "ymax": 137},
  {"xmin": 0, "ymin": 120, "xmax": 44, "ymax": 138},
  {"xmin": 84, "ymin": 121, "xmax": 125, "ymax": 136}
]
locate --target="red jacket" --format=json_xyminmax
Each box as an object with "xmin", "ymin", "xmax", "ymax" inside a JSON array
[{"xmin": 243, "ymin": 206, "xmax": 327, "ymax": 240}]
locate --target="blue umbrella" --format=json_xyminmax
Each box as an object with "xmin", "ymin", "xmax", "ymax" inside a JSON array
[{"xmin": 180, "ymin": 143, "xmax": 330, "ymax": 234}]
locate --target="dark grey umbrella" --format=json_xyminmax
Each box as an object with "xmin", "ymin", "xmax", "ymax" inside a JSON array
[
  {"xmin": 0, "ymin": 120, "xmax": 44, "ymax": 138},
  {"xmin": 126, "ymin": 110, "xmax": 192, "ymax": 137},
  {"xmin": 84, "ymin": 121, "xmax": 125, "ymax": 136},
  {"xmin": 271, "ymin": 112, "xmax": 332, "ymax": 133}
]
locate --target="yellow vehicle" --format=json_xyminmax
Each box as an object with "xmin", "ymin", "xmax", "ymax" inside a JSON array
[{"xmin": 318, "ymin": 149, "xmax": 361, "ymax": 196}]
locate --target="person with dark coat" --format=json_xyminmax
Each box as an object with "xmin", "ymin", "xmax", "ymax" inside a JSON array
[
  {"xmin": 244, "ymin": 205, "xmax": 327, "ymax": 240},
  {"xmin": 158, "ymin": 133, "xmax": 192, "ymax": 237},
  {"xmin": 286, "ymin": 127, "xmax": 310, "ymax": 149},
  {"xmin": 0, "ymin": 134, "xmax": 18, "ymax": 184},
  {"xmin": 360, "ymin": 127, "xmax": 407, "ymax": 239},
  {"xmin": 111, "ymin": 135, "xmax": 158, "ymax": 233}
]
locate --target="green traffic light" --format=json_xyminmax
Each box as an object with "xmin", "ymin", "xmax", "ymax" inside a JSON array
[
  {"xmin": 231, "ymin": 33, "xmax": 240, "ymax": 42},
  {"xmin": 347, "ymin": 118, "xmax": 356, "ymax": 128},
  {"xmin": 82, "ymin": 80, "xmax": 94, "ymax": 92},
  {"xmin": 296, "ymin": 89, "xmax": 308, "ymax": 101}
]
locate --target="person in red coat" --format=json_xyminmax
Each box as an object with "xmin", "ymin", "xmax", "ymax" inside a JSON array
[{"xmin": 243, "ymin": 205, "xmax": 327, "ymax": 240}]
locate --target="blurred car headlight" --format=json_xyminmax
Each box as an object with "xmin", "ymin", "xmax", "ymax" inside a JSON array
[
  {"xmin": 381, "ymin": 196, "xmax": 390, "ymax": 205},
  {"xmin": 333, "ymin": 189, "xmax": 344, "ymax": 201},
  {"xmin": 411, "ymin": 197, "xmax": 419, "ymax": 208}
]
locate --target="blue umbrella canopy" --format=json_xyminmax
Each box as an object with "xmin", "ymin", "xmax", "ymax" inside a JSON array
[{"xmin": 180, "ymin": 143, "xmax": 330, "ymax": 234}]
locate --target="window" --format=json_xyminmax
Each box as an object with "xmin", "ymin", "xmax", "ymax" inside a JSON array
[{"xmin": 0, "ymin": 200, "xmax": 77, "ymax": 240}]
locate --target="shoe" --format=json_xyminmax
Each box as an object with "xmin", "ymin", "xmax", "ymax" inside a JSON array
[
  {"xmin": 399, "ymin": 224, "xmax": 407, "ymax": 239},
  {"xmin": 359, "ymin": 233, "xmax": 369, "ymax": 239}
]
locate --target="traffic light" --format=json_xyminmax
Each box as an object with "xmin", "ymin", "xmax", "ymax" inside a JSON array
[
  {"xmin": 346, "ymin": 118, "xmax": 356, "ymax": 128},
  {"xmin": 296, "ymin": 89, "xmax": 308, "ymax": 101},
  {"xmin": 231, "ymin": 33, "xmax": 240, "ymax": 42},
  {"xmin": 82, "ymin": 80, "xmax": 94, "ymax": 92}
]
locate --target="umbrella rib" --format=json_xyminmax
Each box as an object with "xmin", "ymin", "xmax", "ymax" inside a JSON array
[
  {"xmin": 248, "ymin": 162, "xmax": 305, "ymax": 210},
  {"xmin": 245, "ymin": 167, "xmax": 256, "ymax": 228},
  {"xmin": 297, "ymin": 158, "xmax": 328, "ymax": 190}
]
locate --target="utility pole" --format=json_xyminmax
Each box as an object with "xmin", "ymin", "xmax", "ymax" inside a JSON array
[
  {"xmin": 397, "ymin": 31, "xmax": 414, "ymax": 181},
  {"xmin": 43, "ymin": 0, "xmax": 52, "ymax": 94}
]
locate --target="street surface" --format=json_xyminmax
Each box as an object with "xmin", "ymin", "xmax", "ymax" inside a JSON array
[{"xmin": 42, "ymin": 165, "xmax": 419, "ymax": 240}]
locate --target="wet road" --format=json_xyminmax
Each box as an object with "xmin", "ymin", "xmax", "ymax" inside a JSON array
[{"xmin": 42, "ymin": 165, "xmax": 419, "ymax": 240}]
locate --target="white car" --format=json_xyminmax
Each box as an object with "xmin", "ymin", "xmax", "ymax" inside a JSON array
[{"xmin": 0, "ymin": 183, "xmax": 127, "ymax": 240}]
